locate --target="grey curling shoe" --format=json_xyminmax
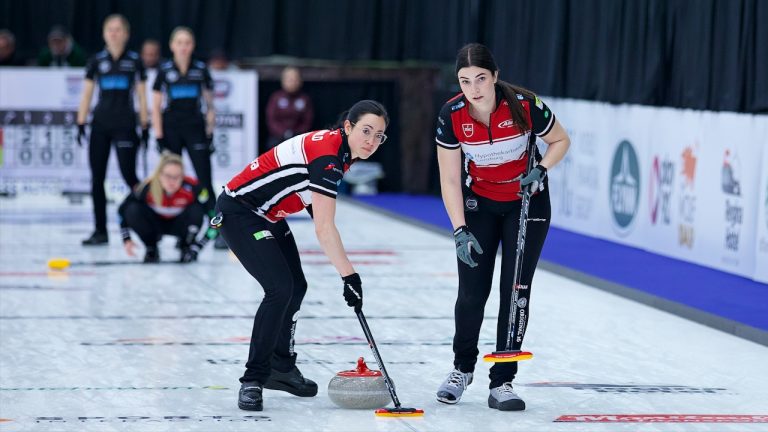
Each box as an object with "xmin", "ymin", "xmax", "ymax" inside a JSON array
[
  {"xmin": 436, "ymin": 369, "xmax": 473, "ymax": 404},
  {"xmin": 488, "ymin": 382, "xmax": 525, "ymax": 411}
]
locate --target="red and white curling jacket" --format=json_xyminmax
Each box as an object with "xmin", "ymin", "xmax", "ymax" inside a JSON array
[
  {"xmin": 435, "ymin": 87, "xmax": 555, "ymax": 201},
  {"xmin": 225, "ymin": 129, "xmax": 352, "ymax": 222}
]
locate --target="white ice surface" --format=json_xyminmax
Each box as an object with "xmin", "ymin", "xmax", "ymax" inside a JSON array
[{"xmin": 0, "ymin": 194, "xmax": 767, "ymax": 431}]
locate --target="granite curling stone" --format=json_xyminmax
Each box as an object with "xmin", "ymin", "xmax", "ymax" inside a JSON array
[{"xmin": 328, "ymin": 357, "xmax": 391, "ymax": 409}]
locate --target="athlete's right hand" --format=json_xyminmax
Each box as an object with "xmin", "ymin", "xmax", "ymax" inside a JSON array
[
  {"xmin": 76, "ymin": 124, "xmax": 86, "ymax": 147},
  {"xmin": 156, "ymin": 137, "xmax": 166, "ymax": 153},
  {"xmin": 140, "ymin": 127, "xmax": 150, "ymax": 150},
  {"xmin": 342, "ymin": 273, "xmax": 363, "ymax": 312},
  {"xmin": 454, "ymin": 225, "xmax": 483, "ymax": 268}
]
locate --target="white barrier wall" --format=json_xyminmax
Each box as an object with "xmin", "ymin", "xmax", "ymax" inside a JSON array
[
  {"xmin": 545, "ymin": 98, "xmax": 768, "ymax": 283},
  {"xmin": 0, "ymin": 67, "xmax": 257, "ymax": 198}
]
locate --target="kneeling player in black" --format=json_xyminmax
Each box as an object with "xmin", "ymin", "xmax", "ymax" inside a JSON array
[
  {"xmin": 215, "ymin": 100, "xmax": 389, "ymax": 411},
  {"xmin": 119, "ymin": 152, "xmax": 211, "ymax": 263}
]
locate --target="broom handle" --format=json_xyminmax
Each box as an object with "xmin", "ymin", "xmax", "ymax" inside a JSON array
[
  {"xmin": 504, "ymin": 131, "xmax": 537, "ymax": 350},
  {"xmin": 356, "ymin": 309, "xmax": 402, "ymax": 409}
]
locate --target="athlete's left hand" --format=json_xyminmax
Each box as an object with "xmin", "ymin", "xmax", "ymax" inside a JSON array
[
  {"xmin": 76, "ymin": 124, "xmax": 87, "ymax": 147},
  {"xmin": 123, "ymin": 239, "xmax": 136, "ymax": 257},
  {"xmin": 206, "ymin": 134, "xmax": 215, "ymax": 154},
  {"xmin": 519, "ymin": 165, "xmax": 547, "ymax": 193}
]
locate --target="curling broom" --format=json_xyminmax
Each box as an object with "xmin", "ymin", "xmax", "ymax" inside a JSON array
[
  {"xmin": 354, "ymin": 308, "xmax": 424, "ymax": 417},
  {"xmin": 483, "ymin": 130, "xmax": 540, "ymax": 364}
]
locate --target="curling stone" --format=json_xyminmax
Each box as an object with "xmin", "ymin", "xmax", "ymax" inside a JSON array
[{"xmin": 328, "ymin": 357, "xmax": 391, "ymax": 409}]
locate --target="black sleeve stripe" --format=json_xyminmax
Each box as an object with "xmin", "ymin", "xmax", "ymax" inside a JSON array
[
  {"xmin": 436, "ymin": 139, "xmax": 461, "ymax": 149},
  {"xmin": 536, "ymin": 113, "xmax": 556, "ymax": 137},
  {"xmin": 308, "ymin": 183, "xmax": 338, "ymax": 198}
]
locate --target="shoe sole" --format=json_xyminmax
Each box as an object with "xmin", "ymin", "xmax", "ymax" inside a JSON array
[
  {"xmin": 436, "ymin": 392, "xmax": 461, "ymax": 404},
  {"xmin": 238, "ymin": 401, "xmax": 263, "ymax": 411},
  {"xmin": 263, "ymin": 380, "xmax": 317, "ymax": 397},
  {"xmin": 488, "ymin": 396, "xmax": 525, "ymax": 411}
]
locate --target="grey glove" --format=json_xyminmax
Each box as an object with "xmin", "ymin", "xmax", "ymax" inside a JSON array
[
  {"xmin": 519, "ymin": 165, "xmax": 547, "ymax": 193},
  {"xmin": 454, "ymin": 225, "xmax": 483, "ymax": 268}
]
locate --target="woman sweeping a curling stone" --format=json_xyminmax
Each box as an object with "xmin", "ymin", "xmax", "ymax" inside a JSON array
[
  {"xmin": 118, "ymin": 152, "xmax": 211, "ymax": 263},
  {"xmin": 435, "ymin": 43, "xmax": 570, "ymax": 411},
  {"xmin": 152, "ymin": 27, "xmax": 216, "ymax": 216},
  {"xmin": 77, "ymin": 14, "xmax": 148, "ymax": 245},
  {"xmin": 214, "ymin": 100, "xmax": 389, "ymax": 411}
]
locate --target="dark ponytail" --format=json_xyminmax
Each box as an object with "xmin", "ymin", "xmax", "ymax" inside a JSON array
[
  {"xmin": 332, "ymin": 100, "xmax": 389, "ymax": 130},
  {"xmin": 455, "ymin": 43, "xmax": 534, "ymax": 132}
]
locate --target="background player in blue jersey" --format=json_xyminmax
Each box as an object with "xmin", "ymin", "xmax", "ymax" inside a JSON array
[
  {"xmin": 77, "ymin": 14, "xmax": 148, "ymax": 245},
  {"xmin": 152, "ymin": 27, "xmax": 216, "ymax": 216}
]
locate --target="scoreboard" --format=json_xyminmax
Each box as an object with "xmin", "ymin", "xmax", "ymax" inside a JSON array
[{"xmin": 0, "ymin": 67, "xmax": 257, "ymax": 197}]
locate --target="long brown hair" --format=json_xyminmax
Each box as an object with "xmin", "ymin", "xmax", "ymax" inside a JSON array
[
  {"xmin": 455, "ymin": 43, "xmax": 535, "ymax": 131},
  {"xmin": 140, "ymin": 152, "xmax": 184, "ymax": 205}
]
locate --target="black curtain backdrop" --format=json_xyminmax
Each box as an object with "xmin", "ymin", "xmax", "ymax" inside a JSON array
[{"xmin": 1, "ymin": 0, "xmax": 766, "ymax": 113}]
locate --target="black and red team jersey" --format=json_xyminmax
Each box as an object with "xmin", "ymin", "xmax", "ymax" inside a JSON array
[
  {"xmin": 225, "ymin": 129, "xmax": 352, "ymax": 222},
  {"xmin": 119, "ymin": 177, "xmax": 204, "ymax": 223},
  {"xmin": 435, "ymin": 87, "xmax": 556, "ymax": 201}
]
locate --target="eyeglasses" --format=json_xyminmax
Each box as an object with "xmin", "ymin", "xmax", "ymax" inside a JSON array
[
  {"xmin": 160, "ymin": 172, "xmax": 183, "ymax": 181},
  {"xmin": 351, "ymin": 122, "xmax": 387, "ymax": 145}
]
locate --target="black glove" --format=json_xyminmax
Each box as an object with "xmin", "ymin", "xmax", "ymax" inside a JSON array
[
  {"xmin": 454, "ymin": 225, "xmax": 483, "ymax": 268},
  {"xmin": 156, "ymin": 137, "xmax": 167, "ymax": 153},
  {"xmin": 342, "ymin": 273, "xmax": 363, "ymax": 311},
  {"xmin": 519, "ymin": 165, "xmax": 547, "ymax": 193},
  {"xmin": 206, "ymin": 133, "xmax": 215, "ymax": 154},
  {"xmin": 180, "ymin": 241, "xmax": 202, "ymax": 263},
  {"xmin": 76, "ymin": 124, "xmax": 86, "ymax": 147},
  {"xmin": 140, "ymin": 127, "xmax": 150, "ymax": 149}
]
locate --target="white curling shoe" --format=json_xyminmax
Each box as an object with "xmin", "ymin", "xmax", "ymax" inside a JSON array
[
  {"xmin": 436, "ymin": 369, "xmax": 473, "ymax": 404},
  {"xmin": 488, "ymin": 382, "xmax": 525, "ymax": 411}
]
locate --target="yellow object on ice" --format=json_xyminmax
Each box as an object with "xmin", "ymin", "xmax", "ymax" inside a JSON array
[
  {"xmin": 483, "ymin": 351, "xmax": 533, "ymax": 363},
  {"xmin": 374, "ymin": 408, "xmax": 424, "ymax": 417},
  {"xmin": 47, "ymin": 258, "xmax": 71, "ymax": 270}
]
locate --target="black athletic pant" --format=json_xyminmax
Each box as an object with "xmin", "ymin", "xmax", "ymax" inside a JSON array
[
  {"xmin": 163, "ymin": 116, "xmax": 215, "ymax": 213},
  {"xmin": 215, "ymin": 194, "xmax": 308, "ymax": 384},
  {"xmin": 452, "ymin": 188, "xmax": 551, "ymax": 388},
  {"xmin": 89, "ymin": 122, "xmax": 140, "ymax": 233},
  {"xmin": 121, "ymin": 200, "xmax": 205, "ymax": 248}
]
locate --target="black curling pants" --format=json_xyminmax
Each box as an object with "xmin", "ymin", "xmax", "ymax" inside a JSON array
[
  {"xmin": 121, "ymin": 200, "xmax": 205, "ymax": 248},
  {"xmin": 89, "ymin": 122, "xmax": 139, "ymax": 233},
  {"xmin": 215, "ymin": 194, "xmax": 308, "ymax": 384},
  {"xmin": 452, "ymin": 188, "xmax": 551, "ymax": 388},
  {"xmin": 163, "ymin": 116, "xmax": 215, "ymax": 213}
]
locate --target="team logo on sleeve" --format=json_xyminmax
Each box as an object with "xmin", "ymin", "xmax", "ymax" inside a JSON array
[
  {"xmin": 324, "ymin": 162, "xmax": 343, "ymax": 175},
  {"xmin": 462, "ymin": 123, "xmax": 474, "ymax": 137}
]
